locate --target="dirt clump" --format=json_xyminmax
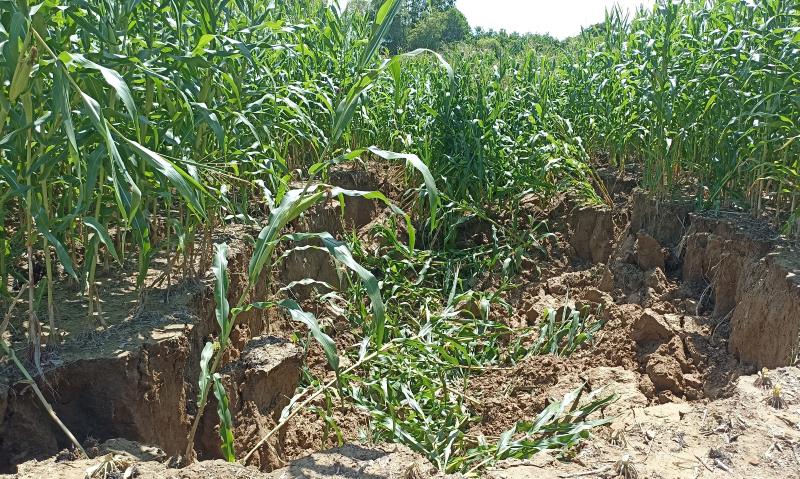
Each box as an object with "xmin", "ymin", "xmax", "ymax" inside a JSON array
[
  {"xmin": 644, "ymin": 354, "xmax": 685, "ymax": 397},
  {"xmin": 631, "ymin": 308, "xmax": 673, "ymax": 344},
  {"xmin": 197, "ymin": 336, "xmax": 302, "ymax": 469},
  {"xmin": 635, "ymin": 231, "xmax": 665, "ymax": 271},
  {"xmin": 729, "ymin": 248, "xmax": 800, "ymax": 368},
  {"xmin": 566, "ymin": 204, "xmax": 614, "ymax": 264},
  {"xmin": 283, "ymin": 400, "xmax": 370, "ymax": 462}
]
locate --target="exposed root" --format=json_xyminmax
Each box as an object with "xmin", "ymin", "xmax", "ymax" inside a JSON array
[
  {"xmin": 753, "ymin": 368, "xmax": 773, "ymax": 390},
  {"xmin": 613, "ymin": 454, "xmax": 639, "ymax": 479},
  {"xmin": 84, "ymin": 453, "xmax": 137, "ymax": 479},
  {"xmin": 765, "ymin": 386, "xmax": 787, "ymax": 410}
]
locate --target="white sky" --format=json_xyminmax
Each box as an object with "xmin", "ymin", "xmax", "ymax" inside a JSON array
[{"xmin": 457, "ymin": 0, "xmax": 654, "ymax": 39}]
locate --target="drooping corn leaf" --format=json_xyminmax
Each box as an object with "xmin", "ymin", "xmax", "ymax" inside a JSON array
[
  {"xmin": 284, "ymin": 232, "xmax": 386, "ymax": 347},
  {"xmin": 83, "ymin": 216, "xmax": 120, "ymax": 263},
  {"xmin": 368, "ymin": 147, "xmax": 440, "ymax": 230},
  {"xmin": 124, "ymin": 137, "xmax": 207, "ymax": 218},
  {"xmin": 278, "ymin": 298, "xmax": 339, "ymax": 374}
]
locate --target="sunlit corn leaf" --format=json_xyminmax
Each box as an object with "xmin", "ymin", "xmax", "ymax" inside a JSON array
[
  {"xmin": 368, "ymin": 147, "xmax": 440, "ymax": 230},
  {"xmin": 211, "ymin": 243, "xmax": 231, "ymax": 348},
  {"xmin": 285, "ymin": 231, "xmax": 386, "ymax": 346},
  {"xmin": 212, "ymin": 373, "xmax": 236, "ymax": 462},
  {"xmin": 198, "ymin": 341, "xmax": 215, "ymax": 405},
  {"xmin": 278, "ymin": 298, "xmax": 339, "ymax": 374}
]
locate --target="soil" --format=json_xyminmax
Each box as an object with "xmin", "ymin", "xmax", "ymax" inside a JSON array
[
  {"xmin": 3, "ymin": 440, "xmax": 434, "ymax": 479},
  {"xmin": 1, "ymin": 165, "xmax": 799, "ymax": 478},
  {"xmin": 487, "ymin": 367, "xmax": 800, "ymax": 479}
]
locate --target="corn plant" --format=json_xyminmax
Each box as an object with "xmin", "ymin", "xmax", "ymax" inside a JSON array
[
  {"xmin": 531, "ymin": 304, "xmax": 604, "ymax": 357},
  {"xmin": 265, "ymin": 220, "xmax": 616, "ymax": 473},
  {"xmin": 561, "ymin": 0, "xmax": 800, "ymax": 233},
  {"xmin": 455, "ymin": 385, "xmax": 616, "ymax": 474}
]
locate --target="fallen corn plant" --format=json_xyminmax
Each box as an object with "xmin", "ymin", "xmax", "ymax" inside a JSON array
[
  {"xmin": 458, "ymin": 385, "xmax": 617, "ymax": 474},
  {"xmin": 531, "ymin": 304, "xmax": 605, "ymax": 357},
  {"xmin": 264, "ymin": 225, "xmax": 616, "ymax": 473},
  {"xmin": 187, "ymin": 183, "xmax": 415, "ymax": 461}
]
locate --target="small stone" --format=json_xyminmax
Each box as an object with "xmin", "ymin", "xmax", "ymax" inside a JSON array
[
  {"xmin": 636, "ymin": 231, "xmax": 665, "ymax": 271},
  {"xmin": 647, "ymin": 355, "xmax": 685, "ymax": 395},
  {"xmin": 632, "ymin": 309, "xmax": 674, "ymax": 343},
  {"xmin": 599, "ymin": 268, "xmax": 615, "ymax": 292}
]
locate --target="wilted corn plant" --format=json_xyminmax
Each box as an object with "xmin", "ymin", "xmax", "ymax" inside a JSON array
[{"xmin": 250, "ymin": 221, "xmax": 617, "ymax": 473}]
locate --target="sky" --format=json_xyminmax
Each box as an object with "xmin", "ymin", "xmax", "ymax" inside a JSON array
[{"xmin": 457, "ymin": 0, "xmax": 654, "ymax": 39}]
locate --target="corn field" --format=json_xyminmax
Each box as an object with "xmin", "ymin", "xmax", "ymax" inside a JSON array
[{"xmin": 0, "ymin": 0, "xmax": 798, "ymax": 474}]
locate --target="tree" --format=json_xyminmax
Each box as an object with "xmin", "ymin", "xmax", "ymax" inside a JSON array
[
  {"xmin": 406, "ymin": 7, "xmax": 470, "ymax": 51},
  {"xmin": 360, "ymin": 0, "xmax": 465, "ymax": 53}
]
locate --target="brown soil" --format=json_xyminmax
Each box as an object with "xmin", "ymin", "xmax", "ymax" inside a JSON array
[
  {"xmin": 2, "ymin": 167, "xmax": 799, "ymax": 478},
  {"xmin": 3, "ymin": 440, "xmax": 434, "ymax": 479},
  {"xmin": 566, "ymin": 204, "xmax": 614, "ymax": 264},
  {"xmin": 487, "ymin": 367, "xmax": 800, "ymax": 479},
  {"xmin": 0, "ymin": 224, "xmax": 310, "ymax": 470}
]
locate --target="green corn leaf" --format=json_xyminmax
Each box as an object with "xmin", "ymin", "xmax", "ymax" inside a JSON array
[
  {"xmin": 32, "ymin": 208, "xmax": 77, "ymax": 280},
  {"xmin": 131, "ymin": 212, "xmax": 152, "ymax": 289},
  {"xmin": 212, "ymin": 243, "xmax": 231, "ymax": 348},
  {"xmin": 79, "ymin": 91, "xmax": 141, "ymax": 220},
  {"xmin": 0, "ymin": 164, "xmax": 26, "ymax": 202},
  {"xmin": 332, "ymin": 48, "xmax": 451, "ymax": 145},
  {"xmin": 53, "ymin": 68, "xmax": 78, "ymax": 156},
  {"xmin": 212, "ymin": 373, "xmax": 236, "ymax": 462},
  {"xmin": 285, "ymin": 231, "xmax": 386, "ymax": 346},
  {"xmin": 123, "ymin": 137, "xmax": 206, "ymax": 218},
  {"xmin": 192, "ymin": 33, "xmax": 216, "ymax": 57},
  {"xmin": 357, "ymin": 0, "xmax": 401, "ymax": 71},
  {"xmin": 62, "ymin": 52, "xmax": 138, "ymax": 125},
  {"xmin": 368, "ymin": 147, "xmax": 440, "ymax": 230},
  {"xmin": 198, "ymin": 341, "xmax": 215, "ymax": 405},
  {"xmin": 278, "ymin": 299, "xmax": 339, "ymax": 374},
  {"xmin": 82, "ymin": 216, "xmax": 120, "ymax": 263},
  {"xmin": 248, "ymin": 187, "xmax": 327, "ymax": 286},
  {"xmin": 192, "ymin": 102, "xmax": 225, "ymax": 146},
  {"xmin": 329, "ymin": 187, "xmax": 415, "ymax": 249},
  {"xmin": 331, "ymin": 71, "xmax": 380, "ymax": 144},
  {"xmin": 389, "ymin": 48, "xmax": 454, "ymax": 79}
]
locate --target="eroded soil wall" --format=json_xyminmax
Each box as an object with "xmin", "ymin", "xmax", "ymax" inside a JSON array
[{"xmin": 0, "ymin": 244, "xmax": 300, "ymax": 471}]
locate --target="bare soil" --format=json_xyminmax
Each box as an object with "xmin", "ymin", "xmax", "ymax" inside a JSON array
[
  {"xmin": 1, "ymin": 166, "xmax": 799, "ymax": 478},
  {"xmin": 486, "ymin": 367, "xmax": 800, "ymax": 479},
  {"xmin": 4, "ymin": 440, "xmax": 433, "ymax": 479}
]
